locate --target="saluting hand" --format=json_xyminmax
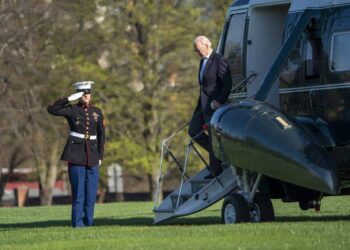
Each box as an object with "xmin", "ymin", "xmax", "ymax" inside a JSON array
[{"xmin": 68, "ymin": 92, "xmax": 84, "ymax": 102}]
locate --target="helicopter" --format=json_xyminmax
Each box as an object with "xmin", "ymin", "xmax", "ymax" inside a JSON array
[{"xmin": 153, "ymin": 0, "xmax": 350, "ymax": 224}]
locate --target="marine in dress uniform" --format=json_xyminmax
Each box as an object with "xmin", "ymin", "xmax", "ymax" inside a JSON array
[{"xmin": 47, "ymin": 81, "xmax": 105, "ymax": 228}]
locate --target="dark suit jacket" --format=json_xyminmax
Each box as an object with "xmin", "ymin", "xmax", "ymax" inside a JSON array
[
  {"xmin": 47, "ymin": 98, "xmax": 105, "ymax": 167},
  {"xmin": 196, "ymin": 52, "xmax": 232, "ymax": 122}
]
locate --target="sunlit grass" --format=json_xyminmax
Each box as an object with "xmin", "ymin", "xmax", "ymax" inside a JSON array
[{"xmin": 0, "ymin": 196, "xmax": 350, "ymax": 249}]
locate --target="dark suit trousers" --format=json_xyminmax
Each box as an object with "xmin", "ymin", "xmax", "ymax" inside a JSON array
[{"xmin": 188, "ymin": 107, "xmax": 222, "ymax": 175}]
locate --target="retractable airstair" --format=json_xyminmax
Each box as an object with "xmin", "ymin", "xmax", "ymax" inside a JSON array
[{"xmin": 153, "ymin": 124, "xmax": 239, "ymax": 224}]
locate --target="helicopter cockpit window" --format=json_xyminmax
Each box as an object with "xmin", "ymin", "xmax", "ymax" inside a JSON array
[
  {"xmin": 222, "ymin": 13, "xmax": 246, "ymax": 78},
  {"xmin": 330, "ymin": 31, "xmax": 350, "ymax": 72}
]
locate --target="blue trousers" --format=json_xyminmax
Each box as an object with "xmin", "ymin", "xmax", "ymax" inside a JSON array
[{"xmin": 68, "ymin": 163, "xmax": 99, "ymax": 228}]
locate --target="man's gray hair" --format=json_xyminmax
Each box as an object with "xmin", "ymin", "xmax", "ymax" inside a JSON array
[{"xmin": 194, "ymin": 36, "xmax": 212, "ymax": 47}]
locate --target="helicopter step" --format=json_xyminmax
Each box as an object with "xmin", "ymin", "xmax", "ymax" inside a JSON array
[
  {"xmin": 153, "ymin": 166, "xmax": 238, "ymax": 224},
  {"xmin": 190, "ymin": 179, "xmax": 213, "ymax": 193}
]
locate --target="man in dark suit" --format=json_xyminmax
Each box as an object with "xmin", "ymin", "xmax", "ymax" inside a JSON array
[
  {"xmin": 47, "ymin": 81, "xmax": 105, "ymax": 228},
  {"xmin": 189, "ymin": 36, "xmax": 232, "ymax": 178}
]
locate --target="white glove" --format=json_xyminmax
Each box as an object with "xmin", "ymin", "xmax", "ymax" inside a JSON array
[
  {"xmin": 99, "ymin": 160, "xmax": 102, "ymax": 166},
  {"xmin": 68, "ymin": 92, "xmax": 84, "ymax": 102}
]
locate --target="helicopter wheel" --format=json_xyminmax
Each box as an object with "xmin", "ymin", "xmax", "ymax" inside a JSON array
[
  {"xmin": 221, "ymin": 193, "xmax": 250, "ymax": 224},
  {"xmin": 250, "ymin": 193, "xmax": 275, "ymax": 222}
]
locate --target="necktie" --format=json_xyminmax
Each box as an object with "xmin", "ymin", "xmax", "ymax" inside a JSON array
[{"xmin": 200, "ymin": 57, "xmax": 207, "ymax": 83}]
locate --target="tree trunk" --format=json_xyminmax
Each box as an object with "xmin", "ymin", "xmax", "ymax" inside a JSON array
[
  {"xmin": 40, "ymin": 186, "xmax": 53, "ymax": 205},
  {"xmin": 148, "ymin": 168, "xmax": 163, "ymax": 202},
  {"xmin": 0, "ymin": 172, "xmax": 3, "ymax": 207},
  {"xmin": 38, "ymin": 162, "xmax": 57, "ymax": 206},
  {"xmin": 34, "ymin": 142, "xmax": 59, "ymax": 206},
  {"xmin": 98, "ymin": 186, "xmax": 107, "ymax": 203},
  {"xmin": 0, "ymin": 167, "xmax": 5, "ymax": 207},
  {"xmin": 0, "ymin": 147, "xmax": 26, "ymax": 206}
]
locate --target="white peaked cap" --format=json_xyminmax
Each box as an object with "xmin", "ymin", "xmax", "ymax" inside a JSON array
[{"xmin": 72, "ymin": 81, "xmax": 95, "ymax": 90}]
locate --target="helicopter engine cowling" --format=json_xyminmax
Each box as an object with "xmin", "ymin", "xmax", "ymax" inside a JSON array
[{"xmin": 210, "ymin": 100, "xmax": 339, "ymax": 195}]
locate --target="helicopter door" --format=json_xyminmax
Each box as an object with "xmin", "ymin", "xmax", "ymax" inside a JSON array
[
  {"xmin": 220, "ymin": 11, "xmax": 248, "ymax": 100},
  {"xmin": 245, "ymin": 3, "xmax": 290, "ymax": 107}
]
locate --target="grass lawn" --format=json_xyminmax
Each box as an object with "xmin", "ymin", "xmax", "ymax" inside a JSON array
[{"xmin": 0, "ymin": 196, "xmax": 350, "ymax": 249}]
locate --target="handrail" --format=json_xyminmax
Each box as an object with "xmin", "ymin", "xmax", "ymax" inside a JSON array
[
  {"xmin": 175, "ymin": 133, "xmax": 224, "ymax": 210},
  {"xmin": 154, "ymin": 121, "xmax": 191, "ymax": 210},
  {"xmin": 154, "ymin": 122, "xmax": 225, "ymax": 210},
  {"xmin": 162, "ymin": 121, "xmax": 190, "ymax": 144},
  {"xmin": 230, "ymin": 72, "xmax": 257, "ymax": 94},
  {"xmin": 154, "ymin": 140, "xmax": 166, "ymax": 209},
  {"xmin": 164, "ymin": 145, "xmax": 190, "ymax": 179},
  {"xmin": 175, "ymin": 139, "xmax": 192, "ymax": 210}
]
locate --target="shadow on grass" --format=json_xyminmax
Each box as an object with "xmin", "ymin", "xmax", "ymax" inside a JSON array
[
  {"xmin": 275, "ymin": 215, "xmax": 350, "ymax": 222},
  {"xmin": 162, "ymin": 214, "xmax": 350, "ymax": 225},
  {"xmin": 0, "ymin": 216, "xmax": 220, "ymax": 229},
  {"xmin": 2, "ymin": 215, "xmax": 350, "ymax": 229},
  {"xmin": 0, "ymin": 219, "xmax": 71, "ymax": 229},
  {"xmin": 0, "ymin": 217, "xmax": 152, "ymax": 229},
  {"xmin": 153, "ymin": 216, "xmax": 222, "ymax": 226}
]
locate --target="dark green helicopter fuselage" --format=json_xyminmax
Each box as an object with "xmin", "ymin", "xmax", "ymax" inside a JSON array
[{"xmin": 212, "ymin": 1, "xmax": 350, "ymax": 203}]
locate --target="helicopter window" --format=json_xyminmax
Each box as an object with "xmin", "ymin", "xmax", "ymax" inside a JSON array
[
  {"xmin": 279, "ymin": 40, "xmax": 302, "ymax": 88},
  {"xmin": 222, "ymin": 13, "xmax": 246, "ymax": 77},
  {"xmin": 330, "ymin": 31, "xmax": 350, "ymax": 72},
  {"xmin": 305, "ymin": 37, "xmax": 321, "ymax": 79}
]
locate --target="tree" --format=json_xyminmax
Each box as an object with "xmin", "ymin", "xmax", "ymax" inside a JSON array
[
  {"xmin": 0, "ymin": 0, "xmax": 64, "ymax": 205},
  {"xmin": 0, "ymin": 0, "xmax": 233, "ymax": 205},
  {"xmin": 96, "ymin": 0, "xmax": 232, "ymax": 200},
  {"xmin": 0, "ymin": 0, "xmax": 102, "ymax": 205}
]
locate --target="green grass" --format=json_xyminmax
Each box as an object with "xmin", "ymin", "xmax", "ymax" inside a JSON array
[{"xmin": 1, "ymin": 196, "xmax": 350, "ymax": 249}]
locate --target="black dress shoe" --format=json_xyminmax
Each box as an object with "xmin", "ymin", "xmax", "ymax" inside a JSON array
[
  {"xmin": 203, "ymin": 169, "xmax": 223, "ymax": 179},
  {"xmin": 214, "ymin": 169, "xmax": 223, "ymax": 176},
  {"xmin": 203, "ymin": 174, "xmax": 214, "ymax": 179},
  {"xmin": 221, "ymin": 162, "xmax": 230, "ymax": 169}
]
